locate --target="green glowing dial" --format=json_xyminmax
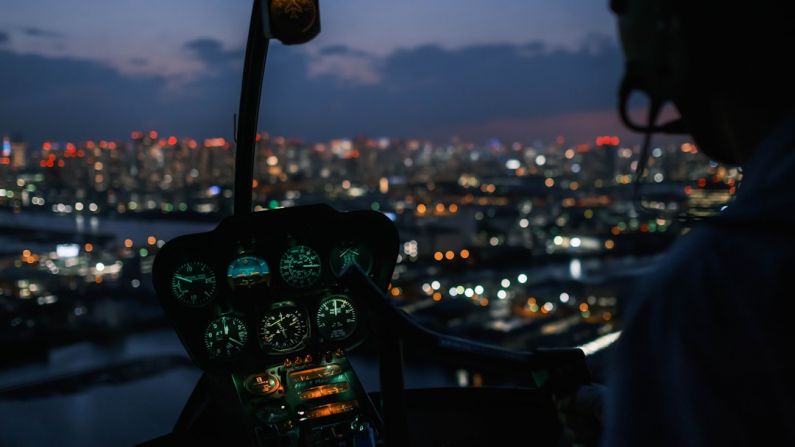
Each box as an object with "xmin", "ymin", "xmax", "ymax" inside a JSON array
[
  {"xmin": 171, "ymin": 261, "xmax": 216, "ymax": 306},
  {"xmin": 329, "ymin": 242, "xmax": 373, "ymax": 277},
  {"xmin": 259, "ymin": 303, "xmax": 309, "ymax": 353},
  {"xmin": 279, "ymin": 245, "xmax": 322, "ymax": 288},
  {"xmin": 204, "ymin": 315, "xmax": 248, "ymax": 359},
  {"xmin": 316, "ymin": 295, "xmax": 357, "ymax": 341}
]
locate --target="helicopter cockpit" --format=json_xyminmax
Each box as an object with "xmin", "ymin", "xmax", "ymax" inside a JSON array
[
  {"xmin": 148, "ymin": 206, "xmax": 589, "ymax": 447},
  {"xmin": 152, "ymin": 205, "xmax": 395, "ymax": 445},
  {"xmin": 141, "ymin": 1, "xmax": 591, "ymax": 445}
]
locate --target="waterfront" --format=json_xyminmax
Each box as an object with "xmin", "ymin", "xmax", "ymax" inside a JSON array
[{"xmin": 0, "ymin": 328, "xmax": 455, "ymax": 446}]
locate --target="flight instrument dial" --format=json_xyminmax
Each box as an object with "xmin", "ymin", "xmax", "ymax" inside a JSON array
[
  {"xmin": 171, "ymin": 261, "xmax": 216, "ymax": 306},
  {"xmin": 316, "ymin": 295, "xmax": 357, "ymax": 341},
  {"xmin": 259, "ymin": 303, "xmax": 309, "ymax": 353},
  {"xmin": 279, "ymin": 245, "xmax": 322, "ymax": 288},
  {"xmin": 204, "ymin": 315, "xmax": 248, "ymax": 359}
]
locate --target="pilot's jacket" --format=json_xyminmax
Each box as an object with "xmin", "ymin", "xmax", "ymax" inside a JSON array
[{"xmin": 603, "ymin": 113, "xmax": 795, "ymax": 446}]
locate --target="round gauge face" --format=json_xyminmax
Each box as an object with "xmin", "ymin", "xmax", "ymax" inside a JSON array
[
  {"xmin": 329, "ymin": 242, "xmax": 373, "ymax": 278},
  {"xmin": 204, "ymin": 315, "xmax": 248, "ymax": 359},
  {"xmin": 279, "ymin": 245, "xmax": 322, "ymax": 288},
  {"xmin": 227, "ymin": 255, "xmax": 270, "ymax": 288},
  {"xmin": 259, "ymin": 304, "xmax": 309, "ymax": 353},
  {"xmin": 171, "ymin": 261, "xmax": 216, "ymax": 306},
  {"xmin": 316, "ymin": 295, "xmax": 358, "ymax": 341}
]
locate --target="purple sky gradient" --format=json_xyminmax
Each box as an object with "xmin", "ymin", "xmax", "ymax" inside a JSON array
[{"xmin": 0, "ymin": 1, "xmax": 639, "ymax": 144}]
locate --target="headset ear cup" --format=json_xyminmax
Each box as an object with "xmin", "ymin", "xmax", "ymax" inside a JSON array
[
  {"xmin": 618, "ymin": 76, "xmax": 645, "ymax": 133},
  {"xmin": 618, "ymin": 75, "xmax": 687, "ymax": 134},
  {"xmin": 616, "ymin": 0, "xmax": 688, "ymax": 135}
]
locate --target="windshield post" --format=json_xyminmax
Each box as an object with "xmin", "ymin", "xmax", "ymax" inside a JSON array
[{"xmin": 234, "ymin": 0, "xmax": 270, "ymax": 216}]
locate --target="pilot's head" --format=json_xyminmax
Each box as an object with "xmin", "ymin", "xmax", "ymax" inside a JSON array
[{"xmin": 611, "ymin": 0, "xmax": 794, "ymax": 165}]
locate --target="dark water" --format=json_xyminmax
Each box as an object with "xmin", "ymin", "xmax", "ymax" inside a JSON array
[
  {"xmin": 0, "ymin": 329, "xmax": 453, "ymax": 447},
  {"xmin": 0, "ymin": 209, "xmax": 217, "ymax": 244},
  {"xmin": 0, "ymin": 330, "xmax": 199, "ymax": 446}
]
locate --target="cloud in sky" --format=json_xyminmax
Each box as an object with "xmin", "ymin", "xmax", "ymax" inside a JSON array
[
  {"xmin": 1, "ymin": 0, "xmax": 615, "ymax": 81},
  {"xmin": 184, "ymin": 38, "xmax": 243, "ymax": 64},
  {"xmin": 22, "ymin": 27, "xmax": 65, "ymax": 39},
  {"xmin": 0, "ymin": 36, "xmax": 629, "ymax": 144},
  {"xmin": 0, "ymin": 31, "xmax": 9, "ymax": 45}
]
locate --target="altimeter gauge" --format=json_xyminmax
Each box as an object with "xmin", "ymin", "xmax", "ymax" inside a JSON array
[
  {"xmin": 259, "ymin": 303, "xmax": 309, "ymax": 353},
  {"xmin": 171, "ymin": 261, "xmax": 216, "ymax": 306},
  {"xmin": 316, "ymin": 295, "xmax": 357, "ymax": 341},
  {"xmin": 279, "ymin": 245, "xmax": 322, "ymax": 288},
  {"xmin": 204, "ymin": 315, "xmax": 248, "ymax": 359}
]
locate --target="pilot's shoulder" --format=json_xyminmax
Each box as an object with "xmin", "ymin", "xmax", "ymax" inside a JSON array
[{"xmin": 622, "ymin": 226, "xmax": 737, "ymax": 326}]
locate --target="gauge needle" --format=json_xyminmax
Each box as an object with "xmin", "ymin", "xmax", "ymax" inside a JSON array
[
  {"xmin": 228, "ymin": 337, "xmax": 243, "ymax": 346},
  {"xmin": 303, "ymin": 264, "xmax": 320, "ymax": 267},
  {"xmin": 333, "ymin": 300, "xmax": 338, "ymax": 315},
  {"xmin": 174, "ymin": 275, "xmax": 193, "ymax": 283}
]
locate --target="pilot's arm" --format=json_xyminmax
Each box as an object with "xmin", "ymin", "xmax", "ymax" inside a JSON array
[{"xmin": 603, "ymin": 228, "xmax": 795, "ymax": 446}]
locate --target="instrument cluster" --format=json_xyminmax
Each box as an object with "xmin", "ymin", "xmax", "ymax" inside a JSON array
[{"xmin": 152, "ymin": 205, "xmax": 399, "ymax": 374}]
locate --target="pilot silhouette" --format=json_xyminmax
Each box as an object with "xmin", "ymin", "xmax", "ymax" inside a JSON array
[{"xmin": 559, "ymin": 1, "xmax": 795, "ymax": 445}]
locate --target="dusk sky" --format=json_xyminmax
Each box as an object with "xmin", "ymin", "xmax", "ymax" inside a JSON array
[{"xmin": 0, "ymin": 0, "xmax": 630, "ymax": 144}]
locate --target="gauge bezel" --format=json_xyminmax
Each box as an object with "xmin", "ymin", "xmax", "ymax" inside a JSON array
[
  {"xmin": 258, "ymin": 301, "xmax": 311, "ymax": 354},
  {"xmin": 315, "ymin": 294, "xmax": 358, "ymax": 342},
  {"xmin": 203, "ymin": 314, "xmax": 249, "ymax": 360},
  {"xmin": 279, "ymin": 244, "xmax": 323, "ymax": 288},
  {"xmin": 328, "ymin": 241, "xmax": 374, "ymax": 278},
  {"xmin": 227, "ymin": 254, "xmax": 271, "ymax": 289},
  {"xmin": 170, "ymin": 260, "xmax": 217, "ymax": 307}
]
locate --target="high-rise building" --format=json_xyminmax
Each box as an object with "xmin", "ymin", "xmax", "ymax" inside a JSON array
[{"xmin": 12, "ymin": 141, "xmax": 27, "ymax": 169}]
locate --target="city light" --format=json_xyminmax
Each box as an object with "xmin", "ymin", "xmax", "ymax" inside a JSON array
[{"xmin": 0, "ymin": 123, "xmax": 737, "ymax": 410}]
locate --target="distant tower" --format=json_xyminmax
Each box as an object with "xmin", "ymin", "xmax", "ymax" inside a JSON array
[
  {"xmin": 0, "ymin": 136, "xmax": 23, "ymax": 168},
  {"xmin": 11, "ymin": 141, "xmax": 27, "ymax": 169},
  {"xmin": 1, "ymin": 136, "xmax": 10, "ymax": 158}
]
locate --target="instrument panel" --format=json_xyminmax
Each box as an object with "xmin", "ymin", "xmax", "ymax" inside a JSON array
[{"xmin": 152, "ymin": 204, "xmax": 399, "ymax": 374}]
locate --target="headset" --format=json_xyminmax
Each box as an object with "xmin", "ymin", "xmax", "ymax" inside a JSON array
[{"xmin": 611, "ymin": 0, "xmax": 737, "ymax": 223}]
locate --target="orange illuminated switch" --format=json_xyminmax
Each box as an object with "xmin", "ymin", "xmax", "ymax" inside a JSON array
[
  {"xmin": 289, "ymin": 365, "xmax": 343, "ymax": 383},
  {"xmin": 243, "ymin": 373, "xmax": 281, "ymax": 395},
  {"xmin": 303, "ymin": 401, "xmax": 358, "ymax": 420},
  {"xmin": 298, "ymin": 382, "xmax": 350, "ymax": 400}
]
